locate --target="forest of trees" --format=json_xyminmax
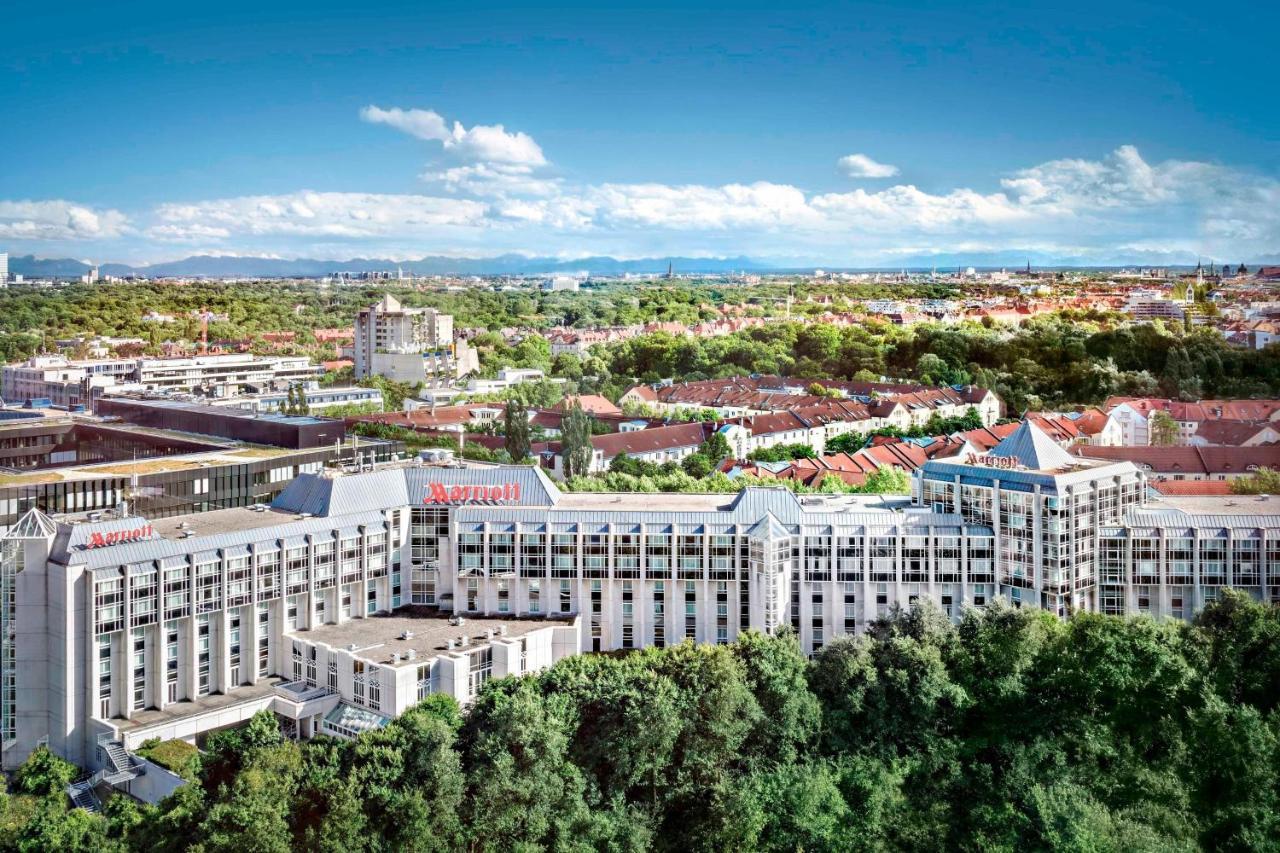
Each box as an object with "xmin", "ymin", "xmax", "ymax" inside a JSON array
[
  {"xmin": 600, "ymin": 316, "xmax": 1280, "ymax": 413},
  {"xmin": 2, "ymin": 592, "xmax": 1276, "ymax": 852},
  {"xmin": 5, "ymin": 281, "xmax": 1277, "ymax": 417}
]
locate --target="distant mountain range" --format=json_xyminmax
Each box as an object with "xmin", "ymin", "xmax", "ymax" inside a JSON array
[
  {"xmin": 8, "ymin": 251, "xmax": 1275, "ymax": 279},
  {"xmin": 8, "ymin": 253, "xmax": 770, "ymax": 279}
]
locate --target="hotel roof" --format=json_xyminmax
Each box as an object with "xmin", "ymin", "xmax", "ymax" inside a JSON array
[{"xmin": 297, "ymin": 610, "xmax": 571, "ymax": 668}]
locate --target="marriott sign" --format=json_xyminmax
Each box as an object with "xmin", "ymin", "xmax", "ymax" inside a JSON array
[{"xmin": 423, "ymin": 482, "xmax": 521, "ymax": 505}]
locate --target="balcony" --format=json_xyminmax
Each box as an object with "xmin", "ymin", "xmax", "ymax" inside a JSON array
[{"xmin": 273, "ymin": 680, "xmax": 335, "ymax": 703}]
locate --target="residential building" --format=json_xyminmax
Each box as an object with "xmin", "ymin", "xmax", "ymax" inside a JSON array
[{"xmin": 353, "ymin": 295, "xmax": 476, "ymax": 382}]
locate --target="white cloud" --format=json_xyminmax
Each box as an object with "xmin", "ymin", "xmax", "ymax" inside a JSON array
[
  {"xmin": 837, "ymin": 153, "xmax": 900, "ymax": 179},
  {"xmin": 0, "ymin": 199, "xmax": 130, "ymax": 240},
  {"xmin": 153, "ymin": 191, "xmax": 489, "ymax": 239},
  {"xmin": 361, "ymin": 105, "xmax": 546, "ymax": 167},
  {"xmin": 9, "ymin": 144, "xmax": 1278, "ymax": 266}
]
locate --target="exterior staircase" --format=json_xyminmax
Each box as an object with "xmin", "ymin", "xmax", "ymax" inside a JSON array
[
  {"xmin": 99, "ymin": 737, "xmax": 144, "ymax": 785},
  {"xmin": 66, "ymin": 777, "xmax": 102, "ymax": 813}
]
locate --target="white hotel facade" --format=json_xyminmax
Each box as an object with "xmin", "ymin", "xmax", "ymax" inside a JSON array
[{"xmin": 3, "ymin": 422, "xmax": 1280, "ymax": 787}]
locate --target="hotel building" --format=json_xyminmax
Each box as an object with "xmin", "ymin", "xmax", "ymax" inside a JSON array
[{"xmin": 4, "ymin": 422, "xmax": 1279, "ymax": 794}]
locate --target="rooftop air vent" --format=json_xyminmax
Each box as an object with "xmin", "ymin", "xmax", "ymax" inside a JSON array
[
  {"xmin": 400, "ymin": 630, "xmax": 414, "ymax": 641},
  {"xmin": 406, "ymin": 648, "xmax": 417, "ymax": 660}
]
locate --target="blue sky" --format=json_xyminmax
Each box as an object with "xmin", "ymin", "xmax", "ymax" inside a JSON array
[{"xmin": 3, "ymin": 0, "xmax": 1278, "ymax": 266}]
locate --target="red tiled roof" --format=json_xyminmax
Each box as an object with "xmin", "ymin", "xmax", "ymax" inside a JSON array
[
  {"xmin": 555, "ymin": 394, "xmax": 623, "ymax": 416},
  {"xmin": 590, "ymin": 422, "xmax": 707, "ymax": 458},
  {"xmin": 1150, "ymin": 480, "xmax": 1234, "ymax": 496},
  {"xmin": 1071, "ymin": 444, "xmax": 1280, "ymax": 475}
]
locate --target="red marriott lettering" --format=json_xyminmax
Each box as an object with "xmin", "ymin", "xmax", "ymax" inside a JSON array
[
  {"xmin": 963, "ymin": 453, "xmax": 1019, "ymax": 470},
  {"xmin": 423, "ymin": 483, "xmax": 521, "ymax": 505},
  {"xmin": 86, "ymin": 525, "xmax": 154, "ymax": 549}
]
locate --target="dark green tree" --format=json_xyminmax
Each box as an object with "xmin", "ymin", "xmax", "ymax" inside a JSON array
[{"xmin": 502, "ymin": 399, "xmax": 531, "ymax": 463}]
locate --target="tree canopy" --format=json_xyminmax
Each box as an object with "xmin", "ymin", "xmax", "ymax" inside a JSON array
[{"xmin": 4, "ymin": 594, "xmax": 1276, "ymax": 851}]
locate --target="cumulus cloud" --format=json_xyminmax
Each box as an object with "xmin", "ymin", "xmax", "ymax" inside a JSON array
[
  {"xmin": 9, "ymin": 144, "xmax": 1278, "ymax": 266},
  {"xmin": 0, "ymin": 199, "xmax": 130, "ymax": 240},
  {"xmin": 837, "ymin": 153, "xmax": 900, "ymax": 179},
  {"xmin": 361, "ymin": 105, "xmax": 546, "ymax": 167},
  {"xmin": 152, "ymin": 191, "xmax": 489, "ymax": 239}
]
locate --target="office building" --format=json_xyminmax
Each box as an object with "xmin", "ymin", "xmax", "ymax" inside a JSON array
[
  {"xmin": 2, "ymin": 354, "xmax": 323, "ymax": 411},
  {"xmin": 0, "ymin": 253, "xmax": 8, "ymax": 289},
  {"xmin": 5, "ymin": 422, "xmax": 1279, "ymax": 795}
]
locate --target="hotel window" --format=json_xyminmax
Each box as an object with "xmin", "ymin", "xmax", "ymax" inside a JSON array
[
  {"xmin": 131, "ymin": 628, "xmax": 147, "ymax": 711},
  {"xmin": 497, "ymin": 579, "xmax": 510, "ymax": 613},
  {"xmin": 804, "ymin": 536, "xmax": 831, "ymax": 582},
  {"xmin": 837, "ymin": 537, "xmax": 863, "ymax": 582},
  {"xmin": 166, "ymin": 622, "xmax": 180, "ymax": 702},
  {"xmin": 684, "ymin": 581, "xmax": 697, "ymax": 640},
  {"xmin": 520, "ymin": 533, "xmax": 546, "ymax": 578},
  {"xmin": 716, "ymin": 581, "xmax": 729, "ymax": 644},
  {"xmin": 646, "ymin": 535, "xmax": 671, "ymax": 578},
  {"xmin": 584, "ymin": 535, "xmax": 607, "ymax": 578},
  {"xmin": 98, "ymin": 635, "xmax": 112, "ymax": 719},
  {"xmin": 616, "ymin": 535, "xmax": 640, "ymax": 578},
  {"xmin": 353, "ymin": 660, "xmax": 366, "ymax": 706},
  {"xmin": 257, "ymin": 550, "xmax": 281, "ymax": 600},
  {"xmin": 285, "ymin": 547, "xmax": 309, "ymax": 594},
  {"xmin": 315, "ymin": 542, "xmax": 337, "ymax": 589},
  {"xmin": 552, "ymin": 534, "xmax": 577, "ymax": 579},
  {"xmin": 469, "ymin": 648, "xmax": 493, "ymax": 698},
  {"xmin": 327, "ymin": 657, "xmax": 337, "ymax": 690},
  {"xmin": 528, "ymin": 579, "xmax": 541, "ymax": 614},
  {"xmin": 621, "ymin": 581, "xmax": 634, "ymax": 649},
  {"xmin": 314, "ymin": 596, "xmax": 326, "ymax": 625},
  {"xmin": 417, "ymin": 663, "xmax": 431, "ymax": 700},
  {"xmin": 257, "ymin": 605, "xmax": 270, "ymax": 677},
  {"xmin": 195, "ymin": 560, "xmax": 221, "ymax": 614},
  {"xmin": 458, "ymin": 532, "xmax": 484, "ymax": 575},
  {"xmin": 590, "ymin": 580, "xmax": 603, "ymax": 652},
  {"xmin": 490, "ymin": 533, "xmax": 514, "ymax": 576},
  {"xmin": 411, "ymin": 507, "xmax": 449, "ymax": 565},
  {"xmin": 130, "ymin": 568, "xmax": 158, "ymax": 627},
  {"xmin": 196, "ymin": 615, "xmax": 211, "ymax": 695},
  {"xmin": 227, "ymin": 557, "xmax": 252, "ymax": 607},
  {"xmin": 557, "ymin": 580, "xmax": 571, "ymax": 613},
  {"xmin": 678, "ymin": 535, "xmax": 704, "ymax": 579},
  {"xmin": 306, "ymin": 645, "xmax": 317, "ymax": 686},
  {"xmin": 96, "ymin": 574, "xmax": 125, "ymax": 634},
  {"xmin": 367, "ymin": 580, "xmax": 378, "ymax": 615},
  {"xmin": 367, "ymin": 666, "xmax": 381, "ymax": 711},
  {"xmin": 228, "ymin": 615, "xmax": 242, "ymax": 687},
  {"xmin": 466, "ymin": 578, "xmax": 480, "ymax": 612},
  {"xmin": 871, "ymin": 537, "xmax": 895, "ymax": 582},
  {"xmin": 843, "ymin": 585, "xmax": 857, "ymax": 635},
  {"xmin": 342, "ymin": 589, "xmax": 353, "ymax": 618},
  {"xmin": 653, "ymin": 581, "xmax": 666, "ymax": 648},
  {"xmin": 292, "ymin": 642, "xmax": 303, "ymax": 682},
  {"xmin": 366, "ymin": 532, "xmax": 388, "ymax": 577},
  {"xmin": 811, "ymin": 589, "xmax": 824, "ymax": 651}
]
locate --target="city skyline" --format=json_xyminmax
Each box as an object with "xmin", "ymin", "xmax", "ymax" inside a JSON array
[{"xmin": 3, "ymin": 0, "xmax": 1278, "ymax": 266}]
